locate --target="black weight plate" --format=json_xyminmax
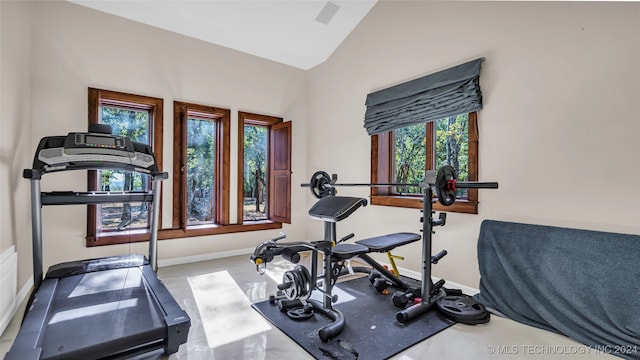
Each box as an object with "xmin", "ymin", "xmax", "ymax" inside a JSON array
[
  {"xmin": 435, "ymin": 165, "xmax": 457, "ymax": 206},
  {"xmin": 281, "ymin": 270, "xmax": 297, "ymax": 300},
  {"xmin": 436, "ymin": 295, "xmax": 488, "ymax": 321},
  {"xmin": 457, "ymin": 312, "xmax": 491, "ymax": 325},
  {"xmin": 309, "ymin": 171, "xmax": 332, "ymax": 199},
  {"xmin": 287, "ymin": 307, "xmax": 314, "ymax": 321},
  {"xmin": 295, "ymin": 265, "xmax": 312, "ymax": 300}
]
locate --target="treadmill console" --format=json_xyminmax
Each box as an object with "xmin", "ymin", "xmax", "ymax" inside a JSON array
[
  {"xmin": 69, "ymin": 132, "xmax": 128, "ymax": 151},
  {"xmin": 29, "ymin": 130, "xmax": 160, "ymax": 175}
]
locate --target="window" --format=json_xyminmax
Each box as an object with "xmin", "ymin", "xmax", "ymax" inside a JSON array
[
  {"xmin": 237, "ymin": 112, "xmax": 291, "ymax": 227},
  {"xmin": 88, "ymin": 91, "xmax": 292, "ymax": 243},
  {"xmin": 171, "ymin": 101, "xmax": 230, "ymax": 236},
  {"xmin": 242, "ymin": 124, "xmax": 268, "ymax": 221},
  {"xmin": 371, "ymin": 112, "xmax": 479, "ymax": 214},
  {"xmin": 87, "ymin": 88, "xmax": 163, "ymax": 246}
]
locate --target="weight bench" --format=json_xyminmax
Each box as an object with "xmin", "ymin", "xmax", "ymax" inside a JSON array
[
  {"xmin": 252, "ymin": 196, "xmax": 424, "ymax": 340},
  {"xmin": 333, "ymin": 232, "xmax": 421, "ymax": 291}
]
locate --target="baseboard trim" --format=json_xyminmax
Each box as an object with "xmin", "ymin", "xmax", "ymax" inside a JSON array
[
  {"xmin": 158, "ymin": 247, "xmax": 255, "ymax": 268},
  {"xmin": 1, "ymin": 277, "xmax": 32, "ymax": 337},
  {"xmin": 16, "ymin": 278, "xmax": 33, "ymax": 308},
  {"xmin": 0, "ymin": 246, "xmax": 18, "ymax": 336}
]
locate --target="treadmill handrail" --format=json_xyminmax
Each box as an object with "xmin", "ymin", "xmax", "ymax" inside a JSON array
[
  {"xmin": 24, "ymin": 132, "xmax": 167, "ymax": 291},
  {"xmin": 40, "ymin": 191, "xmax": 156, "ymax": 206}
]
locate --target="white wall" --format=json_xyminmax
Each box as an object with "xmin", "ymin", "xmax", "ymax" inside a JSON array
[
  {"xmin": 5, "ymin": 0, "xmax": 310, "ymax": 288},
  {"xmin": 1, "ymin": 0, "xmax": 34, "ymax": 296},
  {"xmin": 307, "ymin": 1, "xmax": 640, "ymax": 287}
]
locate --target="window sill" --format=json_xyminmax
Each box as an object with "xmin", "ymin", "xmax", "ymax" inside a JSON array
[
  {"xmin": 87, "ymin": 229, "xmax": 151, "ymax": 246},
  {"xmin": 370, "ymin": 195, "xmax": 478, "ymax": 214},
  {"xmin": 87, "ymin": 221, "xmax": 282, "ymax": 246},
  {"xmin": 159, "ymin": 221, "xmax": 282, "ymax": 240}
]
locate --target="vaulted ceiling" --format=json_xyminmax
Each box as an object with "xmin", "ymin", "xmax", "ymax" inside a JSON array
[{"xmin": 69, "ymin": 0, "xmax": 377, "ymax": 70}]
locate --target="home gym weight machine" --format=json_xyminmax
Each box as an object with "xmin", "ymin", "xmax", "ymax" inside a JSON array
[
  {"xmin": 303, "ymin": 166, "xmax": 498, "ymax": 324},
  {"xmin": 251, "ymin": 166, "xmax": 497, "ymax": 341},
  {"xmin": 251, "ymin": 195, "xmax": 369, "ymax": 342}
]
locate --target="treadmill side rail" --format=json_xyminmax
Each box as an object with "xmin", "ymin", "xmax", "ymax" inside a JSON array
[
  {"xmin": 141, "ymin": 265, "xmax": 191, "ymax": 354},
  {"xmin": 4, "ymin": 279, "xmax": 58, "ymax": 360}
]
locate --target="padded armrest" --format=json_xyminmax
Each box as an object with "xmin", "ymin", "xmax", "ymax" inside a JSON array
[{"xmin": 308, "ymin": 196, "xmax": 368, "ymax": 222}]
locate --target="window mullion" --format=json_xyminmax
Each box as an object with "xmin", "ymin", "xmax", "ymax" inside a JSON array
[
  {"xmin": 180, "ymin": 109, "xmax": 188, "ymax": 229},
  {"xmin": 426, "ymin": 121, "xmax": 435, "ymax": 172}
]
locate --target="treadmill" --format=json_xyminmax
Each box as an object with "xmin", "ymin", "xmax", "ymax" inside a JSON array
[{"xmin": 5, "ymin": 125, "xmax": 190, "ymax": 360}]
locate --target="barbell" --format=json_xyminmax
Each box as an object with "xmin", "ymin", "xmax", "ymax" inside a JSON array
[{"xmin": 301, "ymin": 165, "xmax": 498, "ymax": 206}]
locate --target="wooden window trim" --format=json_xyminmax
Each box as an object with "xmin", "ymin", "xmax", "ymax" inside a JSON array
[
  {"xmin": 87, "ymin": 88, "xmax": 163, "ymax": 246},
  {"xmin": 158, "ymin": 222, "xmax": 283, "ymax": 240},
  {"xmin": 170, "ymin": 101, "xmax": 231, "ymax": 237},
  {"xmin": 237, "ymin": 111, "xmax": 286, "ymax": 227},
  {"xmin": 370, "ymin": 112, "xmax": 479, "ymax": 214}
]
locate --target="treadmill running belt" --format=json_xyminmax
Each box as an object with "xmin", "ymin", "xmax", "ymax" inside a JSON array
[{"xmin": 40, "ymin": 267, "xmax": 166, "ymax": 359}]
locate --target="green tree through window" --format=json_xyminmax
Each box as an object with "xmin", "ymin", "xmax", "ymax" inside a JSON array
[
  {"xmin": 243, "ymin": 125, "xmax": 268, "ymax": 221},
  {"xmin": 392, "ymin": 114, "xmax": 470, "ymax": 200},
  {"xmin": 98, "ymin": 106, "xmax": 150, "ymax": 232},
  {"xmin": 393, "ymin": 123, "xmax": 426, "ymax": 194},
  {"xmin": 372, "ymin": 111, "xmax": 478, "ymax": 214},
  {"xmin": 87, "ymin": 88, "xmax": 163, "ymax": 246},
  {"xmin": 435, "ymin": 113, "xmax": 469, "ymax": 198},
  {"xmin": 186, "ymin": 117, "xmax": 216, "ymax": 225}
]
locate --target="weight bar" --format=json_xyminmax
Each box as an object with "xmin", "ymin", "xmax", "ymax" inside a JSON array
[
  {"xmin": 302, "ymin": 171, "xmax": 422, "ymax": 198},
  {"xmin": 435, "ymin": 165, "xmax": 498, "ymax": 206},
  {"xmin": 301, "ymin": 166, "xmax": 498, "ymax": 206}
]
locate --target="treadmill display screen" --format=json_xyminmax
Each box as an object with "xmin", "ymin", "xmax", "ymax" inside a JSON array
[{"xmin": 85, "ymin": 135, "xmax": 116, "ymax": 146}]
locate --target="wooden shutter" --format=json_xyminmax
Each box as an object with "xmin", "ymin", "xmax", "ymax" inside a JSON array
[{"xmin": 269, "ymin": 121, "xmax": 291, "ymax": 223}]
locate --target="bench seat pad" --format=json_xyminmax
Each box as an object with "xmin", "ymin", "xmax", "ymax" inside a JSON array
[{"xmin": 355, "ymin": 232, "xmax": 421, "ymax": 252}]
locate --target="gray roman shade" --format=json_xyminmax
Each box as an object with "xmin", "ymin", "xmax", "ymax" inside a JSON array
[{"xmin": 364, "ymin": 58, "xmax": 483, "ymax": 135}]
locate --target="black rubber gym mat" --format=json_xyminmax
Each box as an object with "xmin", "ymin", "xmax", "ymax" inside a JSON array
[{"xmin": 252, "ymin": 276, "xmax": 455, "ymax": 360}]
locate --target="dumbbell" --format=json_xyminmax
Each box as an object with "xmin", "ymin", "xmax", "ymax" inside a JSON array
[
  {"xmin": 368, "ymin": 271, "xmax": 381, "ymax": 284},
  {"xmin": 391, "ymin": 287, "xmax": 421, "ymax": 308},
  {"xmin": 368, "ymin": 271, "xmax": 393, "ymax": 293},
  {"xmin": 373, "ymin": 277, "xmax": 392, "ymax": 293}
]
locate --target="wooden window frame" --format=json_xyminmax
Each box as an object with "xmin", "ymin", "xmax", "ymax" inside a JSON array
[
  {"xmin": 88, "ymin": 92, "xmax": 292, "ymax": 243},
  {"xmin": 87, "ymin": 88, "xmax": 164, "ymax": 246},
  {"xmin": 370, "ymin": 112, "xmax": 479, "ymax": 214},
  {"xmin": 163, "ymin": 101, "xmax": 234, "ymax": 238},
  {"xmin": 161, "ymin": 104, "xmax": 288, "ymax": 240},
  {"xmin": 236, "ymin": 111, "xmax": 289, "ymax": 230}
]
